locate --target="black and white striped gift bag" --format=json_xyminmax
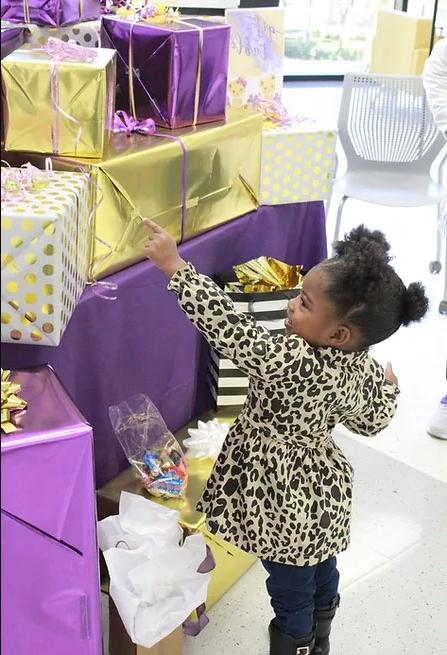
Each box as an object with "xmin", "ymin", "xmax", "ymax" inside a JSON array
[{"xmin": 208, "ymin": 273, "xmax": 300, "ymax": 410}]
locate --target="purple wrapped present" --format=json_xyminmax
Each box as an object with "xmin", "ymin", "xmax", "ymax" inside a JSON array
[
  {"xmin": 1, "ymin": 0, "xmax": 101, "ymax": 27},
  {"xmin": 1, "ymin": 25, "xmax": 29, "ymax": 59},
  {"xmin": 101, "ymin": 15, "xmax": 230, "ymax": 129},
  {"xmin": 1, "ymin": 366, "xmax": 102, "ymax": 655}
]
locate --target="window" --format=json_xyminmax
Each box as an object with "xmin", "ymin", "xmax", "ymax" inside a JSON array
[{"xmin": 283, "ymin": 0, "xmax": 399, "ymax": 76}]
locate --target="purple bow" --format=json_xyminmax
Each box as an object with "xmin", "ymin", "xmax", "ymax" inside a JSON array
[{"xmin": 112, "ymin": 110, "xmax": 156, "ymax": 136}]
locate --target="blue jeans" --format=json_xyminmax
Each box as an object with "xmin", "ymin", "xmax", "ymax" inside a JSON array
[{"xmin": 262, "ymin": 556, "xmax": 340, "ymax": 640}]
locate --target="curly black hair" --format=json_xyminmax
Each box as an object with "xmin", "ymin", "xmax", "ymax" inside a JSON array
[{"xmin": 322, "ymin": 225, "xmax": 429, "ymax": 349}]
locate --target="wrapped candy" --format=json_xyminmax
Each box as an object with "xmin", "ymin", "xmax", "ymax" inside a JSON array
[
  {"xmin": 109, "ymin": 394, "xmax": 188, "ymax": 499},
  {"xmin": 184, "ymin": 419, "xmax": 229, "ymax": 461}
]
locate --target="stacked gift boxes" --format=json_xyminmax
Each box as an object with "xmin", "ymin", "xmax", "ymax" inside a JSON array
[{"xmin": 1, "ymin": 5, "xmax": 336, "ymax": 345}]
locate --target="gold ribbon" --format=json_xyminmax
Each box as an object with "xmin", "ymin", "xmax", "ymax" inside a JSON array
[
  {"xmin": 232, "ymin": 257, "xmax": 303, "ymax": 293},
  {"xmin": 1, "ymin": 369, "xmax": 27, "ymax": 434},
  {"xmin": 22, "ymin": 0, "xmax": 30, "ymax": 25},
  {"xmin": 173, "ymin": 18, "xmax": 203, "ymax": 126}
]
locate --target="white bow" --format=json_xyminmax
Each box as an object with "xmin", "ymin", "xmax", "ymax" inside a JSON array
[{"xmin": 184, "ymin": 418, "xmax": 230, "ymax": 460}]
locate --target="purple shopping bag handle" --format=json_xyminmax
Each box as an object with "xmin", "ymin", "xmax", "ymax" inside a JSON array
[{"xmin": 183, "ymin": 546, "xmax": 215, "ymax": 636}]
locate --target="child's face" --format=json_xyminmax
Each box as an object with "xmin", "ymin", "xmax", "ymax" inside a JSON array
[{"xmin": 285, "ymin": 265, "xmax": 354, "ymax": 349}]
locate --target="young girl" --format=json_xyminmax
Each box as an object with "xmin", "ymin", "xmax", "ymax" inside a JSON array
[{"xmin": 142, "ymin": 221, "xmax": 428, "ymax": 655}]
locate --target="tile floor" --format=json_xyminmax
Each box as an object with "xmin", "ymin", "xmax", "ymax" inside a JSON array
[{"xmin": 104, "ymin": 82, "xmax": 447, "ymax": 655}]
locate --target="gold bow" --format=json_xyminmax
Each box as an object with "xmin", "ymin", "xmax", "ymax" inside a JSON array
[
  {"xmin": 232, "ymin": 257, "xmax": 303, "ymax": 293},
  {"xmin": 116, "ymin": 2, "xmax": 180, "ymax": 22},
  {"xmin": 1, "ymin": 369, "xmax": 27, "ymax": 434}
]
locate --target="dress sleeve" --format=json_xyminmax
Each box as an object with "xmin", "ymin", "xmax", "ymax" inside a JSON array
[
  {"xmin": 423, "ymin": 38, "xmax": 447, "ymax": 138},
  {"xmin": 167, "ymin": 262, "xmax": 304, "ymax": 380},
  {"xmin": 342, "ymin": 357, "xmax": 400, "ymax": 436}
]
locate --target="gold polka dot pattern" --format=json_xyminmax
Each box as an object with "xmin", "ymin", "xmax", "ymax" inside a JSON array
[
  {"xmin": 260, "ymin": 128, "xmax": 337, "ymax": 205},
  {"xmin": 23, "ymin": 20, "xmax": 101, "ymax": 50},
  {"xmin": 1, "ymin": 169, "xmax": 91, "ymax": 346}
]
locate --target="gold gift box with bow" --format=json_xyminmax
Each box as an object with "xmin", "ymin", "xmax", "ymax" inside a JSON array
[
  {"xmin": 2, "ymin": 47, "xmax": 116, "ymax": 158},
  {"xmin": 5, "ymin": 110, "xmax": 262, "ymax": 280}
]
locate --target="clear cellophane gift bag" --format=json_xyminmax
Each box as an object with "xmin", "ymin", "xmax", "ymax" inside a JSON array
[{"xmin": 109, "ymin": 394, "xmax": 188, "ymax": 499}]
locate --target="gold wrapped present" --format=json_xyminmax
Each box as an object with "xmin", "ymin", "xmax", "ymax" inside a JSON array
[
  {"xmin": 7, "ymin": 111, "xmax": 262, "ymax": 280},
  {"xmin": 97, "ymin": 411, "xmax": 256, "ymax": 609},
  {"xmin": 2, "ymin": 45, "xmax": 116, "ymax": 157},
  {"xmin": 1, "ymin": 369, "xmax": 27, "ymax": 434}
]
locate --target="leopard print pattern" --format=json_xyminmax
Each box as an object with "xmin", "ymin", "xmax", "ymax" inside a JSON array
[{"xmin": 168, "ymin": 264, "xmax": 399, "ymax": 565}]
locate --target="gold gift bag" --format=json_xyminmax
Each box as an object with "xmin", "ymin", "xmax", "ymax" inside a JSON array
[
  {"xmin": 2, "ymin": 46, "xmax": 116, "ymax": 158},
  {"xmin": 7, "ymin": 111, "xmax": 262, "ymax": 280}
]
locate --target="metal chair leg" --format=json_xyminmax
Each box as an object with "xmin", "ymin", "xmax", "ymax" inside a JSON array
[
  {"xmin": 440, "ymin": 229, "xmax": 447, "ymax": 315},
  {"xmin": 332, "ymin": 195, "xmax": 348, "ymax": 255},
  {"xmin": 430, "ymin": 203, "xmax": 443, "ymax": 274}
]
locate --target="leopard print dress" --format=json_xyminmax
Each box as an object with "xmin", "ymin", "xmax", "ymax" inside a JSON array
[{"xmin": 168, "ymin": 264, "xmax": 399, "ymax": 566}]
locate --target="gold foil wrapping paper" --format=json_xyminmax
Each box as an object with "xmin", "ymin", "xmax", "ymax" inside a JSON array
[
  {"xmin": 233, "ymin": 256, "xmax": 303, "ymax": 292},
  {"xmin": 6, "ymin": 111, "xmax": 262, "ymax": 280},
  {"xmin": 2, "ymin": 47, "xmax": 116, "ymax": 158}
]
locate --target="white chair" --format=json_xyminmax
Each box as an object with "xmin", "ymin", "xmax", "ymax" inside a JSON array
[{"xmin": 332, "ymin": 73, "xmax": 447, "ymax": 314}]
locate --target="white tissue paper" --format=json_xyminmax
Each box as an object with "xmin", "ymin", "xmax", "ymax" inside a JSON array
[
  {"xmin": 183, "ymin": 418, "xmax": 230, "ymax": 460},
  {"xmin": 97, "ymin": 491, "xmax": 210, "ymax": 648}
]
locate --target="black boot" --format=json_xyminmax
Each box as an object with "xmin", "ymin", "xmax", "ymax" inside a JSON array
[
  {"xmin": 312, "ymin": 594, "xmax": 340, "ymax": 655},
  {"xmin": 269, "ymin": 621, "xmax": 315, "ymax": 655}
]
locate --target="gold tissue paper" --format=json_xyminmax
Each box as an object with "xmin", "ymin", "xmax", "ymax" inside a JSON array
[{"xmin": 233, "ymin": 256, "xmax": 303, "ymax": 292}]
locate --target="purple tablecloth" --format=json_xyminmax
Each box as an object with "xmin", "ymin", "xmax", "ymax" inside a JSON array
[{"xmin": 2, "ymin": 202, "xmax": 327, "ymax": 487}]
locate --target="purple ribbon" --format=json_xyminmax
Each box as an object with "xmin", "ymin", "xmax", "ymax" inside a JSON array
[
  {"xmin": 182, "ymin": 545, "xmax": 215, "ymax": 637},
  {"xmin": 112, "ymin": 110, "xmax": 156, "ymax": 136},
  {"xmin": 112, "ymin": 110, "xmax": 188, "ymax": 243},
  {"xmin": 183, "ymin": 603, "xmax": 209, "ymax": 637},
  {"xmin": 33, "ymin": 38, "xmax": 97, "ymax": 154}
]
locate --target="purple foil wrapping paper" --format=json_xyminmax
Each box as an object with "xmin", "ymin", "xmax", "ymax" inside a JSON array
[
  {"xmin": 101, "ymin": 15, "xmax": 230, "ymax": 129},
  {"xmin": 1, "ymin": 366, "xmax": 102, "ymax": 655},
  {"xmin": 1, "ymin": 0, "xmax": 101, "ymax": 27},
  {"xmin": 1, "ymin": 25, "xmax": 29, "ymax": 59}
]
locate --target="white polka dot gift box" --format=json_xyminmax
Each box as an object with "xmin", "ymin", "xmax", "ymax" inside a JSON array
[
  {"xmin": 1, "ymin": 167, "xmax": 90, "ymax": 346},
  {"xmin": 23, "ymin": 20, "xmax": 101, "ymax": 49},
  {"xmin": 260, "ymin": 125, "xmax": 337, "ymax": 205}
]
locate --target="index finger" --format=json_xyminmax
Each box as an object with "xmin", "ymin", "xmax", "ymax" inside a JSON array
[{"xmin": 142, "ymin": 218, "xmax": 163, "ymax": 233}]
